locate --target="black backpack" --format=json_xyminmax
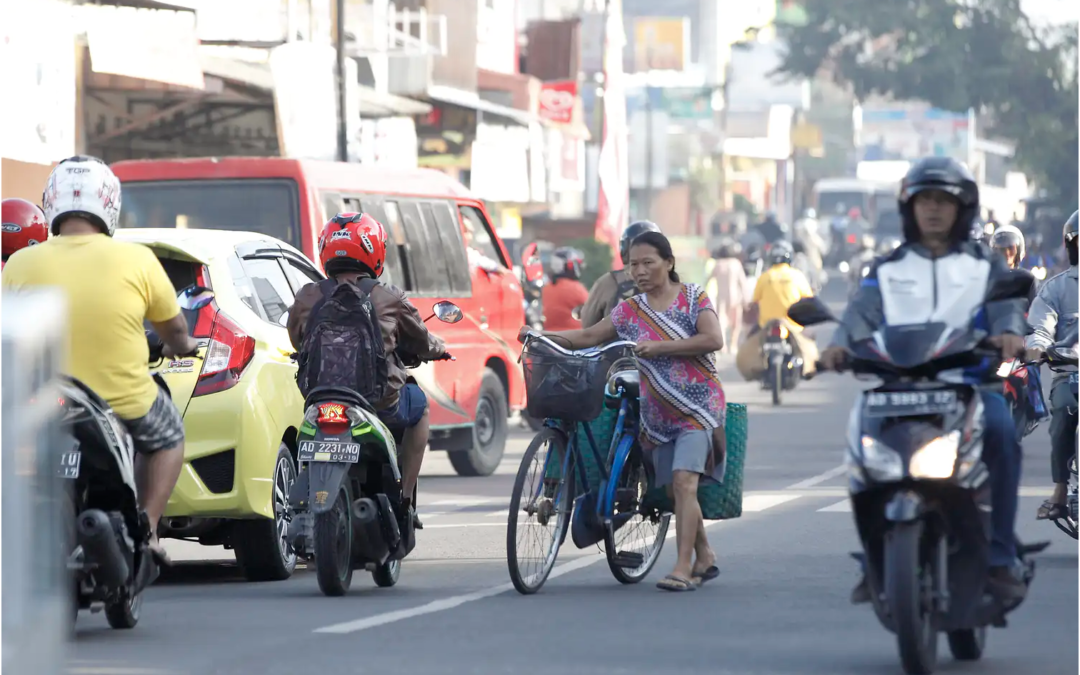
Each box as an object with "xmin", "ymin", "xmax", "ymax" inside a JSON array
[
  {"xmin": 296, "ymin": 278, "xmax": 387, "ymax": 405},
  {"xmin": 610, "ymin": 270, "xmax": 638, "ymax": 307}
]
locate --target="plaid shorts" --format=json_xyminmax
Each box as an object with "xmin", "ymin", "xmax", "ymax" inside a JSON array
[{"xmin": 120, "ymin": 384, "xmax": 185, "ymax": 454}]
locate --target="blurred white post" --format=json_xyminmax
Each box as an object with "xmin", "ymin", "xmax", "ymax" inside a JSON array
[{"xmin": 2, "ymin": 289, "xmax": 70, "ymax": 675}]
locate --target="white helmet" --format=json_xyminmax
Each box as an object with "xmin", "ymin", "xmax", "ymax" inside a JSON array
[{"xmin": 43, "ymin": 155, "xmax": 122, "ymax": 236}]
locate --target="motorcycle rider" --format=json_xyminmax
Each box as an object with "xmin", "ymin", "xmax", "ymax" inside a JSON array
[
  {"xmin": 735, "ymin": 240, "xmax": 819, "ymax": 381},
  {"xmin": 542, "ymin": 246, "xmax": 589, "ymax": 331},
  {"xmin": 581, "ymin": 220, "xmax": 660, "ymax": 328},
  {"xmin": 754, "ymin": 210, "xmax": 788, "ymax": 245},
  {"xmin": 2, "ymin": 156, "xmax": 199, "ymax": 564},
  {"xmin": 1028, "ymin": 210, "xmax": 1079, "ymax": 522},
  {"xmin": 845, "ymin": 234, "xmax": 877, "ymax": 292},
  {"xmin": 819, "ymin": 157, "xmax": 1028, "ymax": 603},
  {"xmin": 2, "ymin": 198, "xmax": 49, "ymax": 270},
  {"xmin": 287, "ymin": 213, "xmax": 450, "ymax": 529}
]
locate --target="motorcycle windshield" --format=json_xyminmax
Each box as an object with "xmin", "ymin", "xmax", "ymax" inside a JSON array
[{"xmin": 864, "ymin": 323, "xmax": 981, "ymax": 371}]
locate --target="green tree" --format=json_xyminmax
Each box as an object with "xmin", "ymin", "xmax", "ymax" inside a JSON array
[{"xmin": 774, "ymin": 0, "xmax": 1079, "ymax": 207}]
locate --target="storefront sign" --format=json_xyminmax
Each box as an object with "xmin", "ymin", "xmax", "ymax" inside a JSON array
[
  {"xmin": 0, "ymin": 0, "xmax": 76, "ymax": 166},
  {"xmin": 84, "ymin": 5, "xmax": 204, "ymax": 89},
  {"xmin": 416, "ymin": 102, "xmax": 477, "ymax": 167},
  {"xmin": 538, "ymin": 80, "xmax": 578, "ymax": 124},
  {"xmin": 631, "ymin": 17, "xmax": 689, "ymax": 72},
  {"xmin": 476, "ymin": 0, "xmax": 517, "ymax": 75},
  {"xmin": 269, "ymin": 42, "xmax": 338, "ymax": 161}
]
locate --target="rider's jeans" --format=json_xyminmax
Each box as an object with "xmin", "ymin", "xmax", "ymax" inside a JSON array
[
  {"xmin": 1048, "ymin": 380, "xmax": 1078, "ymax": 484},
  {"xmin": 980, "ymin": 390, "xmax": 1021, "ymax": 567}
]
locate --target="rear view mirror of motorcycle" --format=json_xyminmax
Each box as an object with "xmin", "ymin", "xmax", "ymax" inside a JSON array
[
  {"xmin": 431, "ymin": 301, "xmax": 463, "ymax": 324},
  {"xmin": 277, "ymin": 310, "xmax": 290, "ymax": 328},
  {"xmin": 521, "ymin": 242, "xmax": 544, "ymax": 283},
  {"xmin": 787, "ymin": 297, "xmax": 836, "ymax": 327},
  {"xmin": 985, "ymin": 269, "xmax": 1035, "ymax": 303},
  {"xmin": 571, "ymin": 305, "xmax": 583, "ymax": 321},
  {"xmin": 178, "ymin": 285, "xmax": 215, "ymax": 311}
]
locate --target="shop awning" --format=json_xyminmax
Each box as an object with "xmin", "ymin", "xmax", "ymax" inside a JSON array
[
  {"xmin": 201, "ymin": 54, "xmax": 430, "ymax": 117},
  {"xmin": 425, "ymin": 85, "xmax": 535, "ymax": 126}
]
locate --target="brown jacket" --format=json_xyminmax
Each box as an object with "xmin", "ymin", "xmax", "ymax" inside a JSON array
[
  {"xmin": 287, "ymin": 279, "xmax": 446, "ymax": 410},
  {"xmin": 581, "ymin": 269, "xmax": 636, "ymax": 328}
]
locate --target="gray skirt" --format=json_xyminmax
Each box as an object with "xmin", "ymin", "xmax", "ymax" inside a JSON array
[{"xmin": 646, "ymin": 429, "xmax": 726, "ymax": 488}]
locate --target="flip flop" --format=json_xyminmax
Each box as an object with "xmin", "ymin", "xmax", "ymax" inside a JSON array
[
  {"xmin": 656, "ymin": 574, "xmax": 697, "ymax": 592},
  {"xmin": 692, "ymin": 565, "xmax": 720, "ymax": 586},
  {"xmin": 1036, "ymin": 499, "xmax": 1067, "ymax": 521}
]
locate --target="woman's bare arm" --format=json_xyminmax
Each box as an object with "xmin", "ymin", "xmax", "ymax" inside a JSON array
[{"xmin": 534, "ymin": 316, "xmax": 618, "ymax": 349}]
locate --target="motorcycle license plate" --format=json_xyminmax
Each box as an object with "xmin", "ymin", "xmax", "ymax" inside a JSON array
[
  {"xmin": 864, "ymin": 390, "xmax": 957, "ymax": 417},
  {"xmin": 298, "ymin": 441, "xmax": 361, "ymax": 463},
  {"xmin": 57, "ymin": 450, "xmax": 82, "ymax": 479},
  {"xmin": 1069, "ymin": 372, "xmax": 1078, "ymax": 385}
]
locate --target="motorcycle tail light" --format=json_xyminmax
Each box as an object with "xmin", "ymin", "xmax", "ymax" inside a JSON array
[
  {"xmin": 317, "ymin": 402, "xmax": 350, "ymax": 434},
  {"xmin": 768, "ymin": 324, "xmax": 788, "ymax": 338},
  {"xmin": 847, "ymin": 234, "xmax": 857, "ymax": 244}
]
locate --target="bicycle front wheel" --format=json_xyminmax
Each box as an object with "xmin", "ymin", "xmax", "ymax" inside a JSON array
[
  {"xmin": 604, "ymin": 439, "xmax": 669, "ymax": 584},
  {"xmin": 507, "ymin": 428, "xmax": 576, "ymax": 594}
]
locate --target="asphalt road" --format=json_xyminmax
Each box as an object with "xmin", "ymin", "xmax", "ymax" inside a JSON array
[{"xmin": 67, "ymin": 282, "xmax": 1078, "ymax": 675}]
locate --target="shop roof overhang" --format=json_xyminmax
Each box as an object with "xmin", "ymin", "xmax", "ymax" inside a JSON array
[
  {"xmin": 425, "ymin": 85, "xmax": 536, "ymax": 126},
  {"xmin": 200, "ymin": 54, "xmax": 432, "ymax": 118}
]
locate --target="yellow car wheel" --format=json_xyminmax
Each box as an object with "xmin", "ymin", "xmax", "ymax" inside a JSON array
[{"xmin": 233, "ymin": 444, "xmax": 298, "ymax": 582}]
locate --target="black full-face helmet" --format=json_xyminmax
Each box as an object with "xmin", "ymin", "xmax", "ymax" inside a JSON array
[
  {"xmin": 620, "ymin": 220, "xmax": 660, "ymax": 265},
  {"xmin": 898, "ymin": 157, "xmax": 979, "ymax": 243}
]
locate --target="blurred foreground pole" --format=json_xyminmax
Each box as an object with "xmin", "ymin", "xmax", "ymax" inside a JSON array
[
  {"xmin": 335, "ymin": 0, "xmax": 348, "ymax": 162},
  {"xmin": 2, "ymin": 290, "xmax": 70, "ymax": 675}
]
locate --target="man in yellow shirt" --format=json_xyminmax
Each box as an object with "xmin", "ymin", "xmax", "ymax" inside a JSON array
[
  {"xmin": 3, "ymin": 156, "xmax": 199, "ymax": 561},
  {"xmin": 736, "ymin": 240, "xmax": 820, "ymax": 380}
]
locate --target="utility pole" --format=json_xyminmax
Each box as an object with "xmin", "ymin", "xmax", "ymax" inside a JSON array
[
  {"xmin": 643, "ymin": 45, "xmax": 653, "ymax": 220},
  {"xmin": 335, "ymin": 0, "xmax": 348, "ymax": 162}
]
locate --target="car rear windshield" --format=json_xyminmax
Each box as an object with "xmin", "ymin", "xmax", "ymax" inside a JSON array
[{"xmin": 118, "ymin": 179, "xmax": 301, "ymax": 250}]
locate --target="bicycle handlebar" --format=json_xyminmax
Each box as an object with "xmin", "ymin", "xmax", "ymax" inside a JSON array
[{"xmin": 520, "ymin": 331, "xmax": 636, "ymax": 360}]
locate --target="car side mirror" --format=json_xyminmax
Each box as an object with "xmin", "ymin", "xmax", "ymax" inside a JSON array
[
  {"xmin": 277, "ymin": 311, "xmax": 289, "ymax": 327},
  {"xmin": 986, "ymin": 269, "xmax": 1035, "ymax": 303},
  {"xmin": 432, "ymin": 301, "xmax": 463, "ymax": 324},
  {"xmin": 521, "ymin": 242, "xmax": 544, "ymax": 283},
  {"xmin": 787, "ymin": 297, "xmax": 836, "ymax": 327}
]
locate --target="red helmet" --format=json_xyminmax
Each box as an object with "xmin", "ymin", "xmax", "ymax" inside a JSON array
[
  {"xmin": 2, "ymin": 198, "xmax": 48, "ymax": 259},
  {"xmin": 318, "ymin": 212, "xmax": 388, "ymax": 277}
]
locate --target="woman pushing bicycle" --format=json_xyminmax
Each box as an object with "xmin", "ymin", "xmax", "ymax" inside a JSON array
[{"xmin": 518, "ymin": 231, "xmax": 727, "ymax": 592}]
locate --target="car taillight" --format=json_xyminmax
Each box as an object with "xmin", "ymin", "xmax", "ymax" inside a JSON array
[
  {"xmin": 192, "ymin": 311, "xmax": 256, "ymax": 397},
  {"xmin": 317, "ymin": 402, "xmax": 351, "ymax": 434},
  {"xmin": 847, "ymin": 234, "xmax": 857, "ymax": 244}
]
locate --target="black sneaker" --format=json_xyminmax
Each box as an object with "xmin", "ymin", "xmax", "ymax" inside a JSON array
[{"xmin": 412, "ymin": 508, "xmax": 424, "ymax": 530}]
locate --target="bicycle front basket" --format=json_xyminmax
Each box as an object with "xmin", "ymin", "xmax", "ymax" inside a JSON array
[{"xmin": 522, "ymin": 347, "xmax": 609, "ymax": 422}]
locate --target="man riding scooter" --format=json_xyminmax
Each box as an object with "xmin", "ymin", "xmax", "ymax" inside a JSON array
[
  {"xmin": 581, "ymin": 220, "xmax": 660, "ymax": 327},
  {"xmin": 735, "ymin": 240, "xmax": 819, "ymax": 383},
  {"xmin": 844, "ymin": 234, "xmax": 877, "ymax": 297}
]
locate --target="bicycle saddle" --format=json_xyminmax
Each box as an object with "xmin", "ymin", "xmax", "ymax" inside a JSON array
[{"xmin": 607, "ymin": 370, "xmax": 640, "ymax": 398}]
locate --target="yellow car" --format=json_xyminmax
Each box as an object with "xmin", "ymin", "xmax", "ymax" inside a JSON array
[{"xmin": 116, "ymin": 228, "xmax": 324, "ymax": 581}]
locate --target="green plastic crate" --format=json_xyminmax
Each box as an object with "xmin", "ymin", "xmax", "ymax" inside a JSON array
[{"xmin": 641, "ymin": 403, "xmax": 749, "ymax": 520}]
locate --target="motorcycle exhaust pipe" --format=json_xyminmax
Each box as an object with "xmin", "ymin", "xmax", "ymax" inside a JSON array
[
  {"xmin": 350, "ymin": 498, "xmax": 390, "ymax": 565},
  {"xmin": 76, "ymin": 509, "xmax": 130, "ymax": 589}
]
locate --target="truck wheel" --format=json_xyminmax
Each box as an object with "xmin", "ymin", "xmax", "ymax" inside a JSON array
[
  {"xmin": 234, "ymin": 444, "xmax": 298, "ymax": 582},
  {"xmin": 449, "ymin": 369, "xmax": 508, "ymax": 477}
]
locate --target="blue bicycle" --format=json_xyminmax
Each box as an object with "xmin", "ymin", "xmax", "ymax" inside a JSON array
[{"xmin": 506, "ymin": 333, "xmax": 671, "ymax": 594}]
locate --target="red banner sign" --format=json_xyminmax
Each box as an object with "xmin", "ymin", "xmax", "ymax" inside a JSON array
[{"xmin": 538, "ymin": 80, "xmax": 578, "ymax": 124}]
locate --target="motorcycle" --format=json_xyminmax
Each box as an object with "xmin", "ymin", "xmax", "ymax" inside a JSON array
[
  {"xmin": 761, "ymin": 319, "xmax": 801, "ymax": 406},
  {"xmin": 787, "ymin": 271, "xmax": 1042, "ymax": 675},
  {"xmin": 286, "ymin": 301, "xmax": 463, "ymax": 597},
  {"xmin": 61, "ymin": 285, "xmax": 210, "ymax": 628},
  {"xmin": 1038, "ymin": 342, "xmax": 1078, "ymax": 539}
]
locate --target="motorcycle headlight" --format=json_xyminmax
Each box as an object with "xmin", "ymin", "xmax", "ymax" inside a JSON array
[
  {"xmin": 860, "ymin": 265, "xmax": 871, "ymax": 277},
  {"xmin": 1032, "ymin": 266, "xmax": 1047, "ymax": 280},
  {"xmin": 838, "ymin": 261, "xmax": 851, "ymax": 274},
  {"xmin": 909, "ymin": 430, "xmax": 961, "ymax": 479},
  {"xmin": 858, "ymin": 435, "xmax": 904, "ymax": 482}
]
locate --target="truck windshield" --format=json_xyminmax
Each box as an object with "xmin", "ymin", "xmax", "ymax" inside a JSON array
[{"xmin": 117, "ymin": 179, "xmax": 301, "ymax": 250}]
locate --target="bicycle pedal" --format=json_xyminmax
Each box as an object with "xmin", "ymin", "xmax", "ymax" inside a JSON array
[{"xmin": 611, "ymin": 551, "xmax": 645, "ymax": 569}]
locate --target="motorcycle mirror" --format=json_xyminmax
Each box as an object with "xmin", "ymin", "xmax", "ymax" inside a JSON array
[
  {"xmin": 277, "ymin": 310, "xmax": 289, "ymax": 328},
  {"xmin": 432, "ymin": 301, "xmax": 463, "ymax": 324},
  {"xmin": 787, "ymin": 297, "xmax": 836, "ymax": 327},
  {"xmin": 986, "ymin": 269, "xmax": 1035, "ymax": 303},
  {"xmin": 178, "ymin": 285, "xmax": 215, "ymax": 311},
  {"xmin": 571, "ymin": 305, "xmax": 583, "ymax": 321},
  {"xmin": 521, "ymin": 242, "xmax": 544, "ymax": 283}
]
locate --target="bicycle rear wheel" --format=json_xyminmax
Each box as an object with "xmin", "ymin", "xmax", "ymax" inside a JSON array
[
  {"xmin": 507, "ymin": 428, "xmax": 576, "ymax": 594},
  {"xmin": 604, "ymin": 437, "xmax": 669, "ymax": 584}
]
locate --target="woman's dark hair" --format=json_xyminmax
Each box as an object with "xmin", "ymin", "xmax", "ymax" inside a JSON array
[{"xmin": 629, "ymin": 230, "xmax": 680, "ymax": 283}]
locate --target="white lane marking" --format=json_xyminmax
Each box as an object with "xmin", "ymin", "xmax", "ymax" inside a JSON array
[
  {"xmin": 424, "ymin": 522, "xmax": 505, "ymax": 529},
  {"xmin": 313, "ymin": 495, "xmax": 801, "ymax": 635},
  {"xmin": 740, "ymin": 494, "xmax": 801, "ymax": 511},
  {"xmin": 785, "ymin": 464, "xmax": 846, "ymax": 490},
  {"xmin": 818, "ymin": 499, "xmax": 851, "ymax": 513},
  {"xmin": 428, "ymin": 498, "xmax": 497, "ymax": 506},
  {"xmin": 1019, "ymin": 486, "xmax": 1054, "ymax": 497},
  {"xmin": 485, "ymin": 509, "xmax": 510, "ymax": 518}
]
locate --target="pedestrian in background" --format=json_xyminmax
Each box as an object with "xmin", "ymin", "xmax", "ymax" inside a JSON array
[{"xmin": 710, "ymin": 241, "xmax": 748, "ymax": 353}]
